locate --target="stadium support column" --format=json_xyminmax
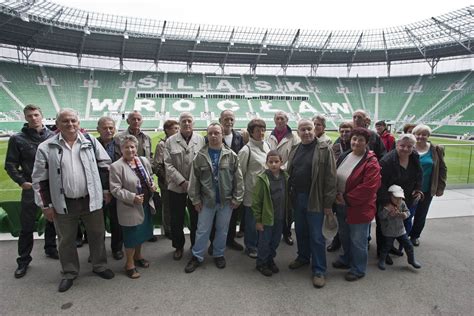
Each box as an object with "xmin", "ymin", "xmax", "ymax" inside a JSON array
[
  {"xmin": 346, "ymin": 32, "xmax": 363, "ymax": 77},
  {"xmin": 382, "ymin": 31, "xmax": 391, "ymax": 78},
  {"xmin": 187, "ymin": 26, "xmax": 201, "ymax": 74},
  {"xmin": 282, "ymin": 29, "xmax": 300, "ymax": 76},
  {"xmin": 404, "ymin": 27, "xmax": 440, "ymax": 77},
  {"xmin": 16, "ymin": 45, "xmax": 35, "ymax": 67},
  {"xmin": 155, "ymin": 21, "xmax": 167, "ymax": 71},
  {"xmin": 251, "ymin": 30, "xmax": 268, "ymax": 76},
  {"xmin": 220, "ymin": 28, "xmax": 235, "ymax": 75},
  {"xmin": 311, "ymin": 32, "xmax": 332, "ymax": 77}
]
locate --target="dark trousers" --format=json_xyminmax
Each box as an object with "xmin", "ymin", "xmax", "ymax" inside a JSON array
[
  {"xmin": 159, "ymin": 183, "xmax": 171, "ymax": 234},
  {"xmin": 379, "ymin": 233, "xmax": 413, "ymax": 261},
  {"xmin": 104, "ymin": 198, "xmax": 123, "ymax": 252},
  {"xmin": 238, "ymin": 205, "xmax": 246, "ymax": 232},
  {"xmin": 210, "ymin": 204, "xmax": 241, "ymax": 244},
  {"xmin": 17, "ymin": 189, "xmax": 57, "ymax": 266},
  {"xmin": 169, "ymin": 190, "xmax": 198, "ymax": 250},
  {"xmin": 257, "ymin": 219, "xmax": 284, "ymax": 267},
  {"xmin": 410, "ymin": 193, "xmax": 434, "ymax": 239}
]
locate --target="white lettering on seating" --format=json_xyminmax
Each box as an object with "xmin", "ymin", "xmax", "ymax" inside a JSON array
[
  {"xmin": 321, "ymin": 102, "xmax": 350, "ymax": 114},
  {"xmin": 260, "ymin": 101, "xmax": 278, "ymax": 112},
  {"xmin": 254, "ymin": 81, "xmax": 272, "ymax": 91},
  {"xmin": 90, "ymin": 99, "xmax": 123, "ymax": 112},
  {"xmin": 215, "ymin": 80, "xmax": 236, "ymax": 92},
  {"xmin": 217, "ymin": 100, "xmax": 240, "ymax": 112},
  {"xmin": 173, "ymin": 99, "xmax": 196, "ymax": 111},
  {"xmin": 286, "ymin": 81, "xmax": 306, "ymax": 92},
  {"xmin": 137, "ymin": 76, "xmax": 157, "ymax": 89},
  {"xmin": 134, "ymin": 99, "xmax": 156, "ymax": 111},
  {"xmin": 177, "ymin": 78, "xmax": 194, "ymax": 90},
  {"xmin": 299, "ymin": 101, "xmax": 318, "ymax": 113}
]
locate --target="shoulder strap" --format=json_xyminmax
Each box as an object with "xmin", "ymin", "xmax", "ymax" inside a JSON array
[
  {"xmin": 246, "ymin": 144, "xmax": 251, "ymax": 169},
  {"xmin": 84, "ymin": 133, "xmax": 96, "ymax": 153}
]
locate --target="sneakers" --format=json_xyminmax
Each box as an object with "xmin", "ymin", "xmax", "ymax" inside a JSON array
[
  {"xmin": 257, "ymin": 265, "xmax": 273, "ymax": 277},
  {"xmin": 312, "ymin": 275, "xmax": 326, "ymax": 288},
  {"xmin": 288, "ymin": 259, "xmax": 309, "ymax": 270},
  {"xmin": 184, "ymin": 256, "xmax": 201, "ymax": 273},
  {"xmin": 214, "ymin": 256, "xmax": 226, "ymax": 269},
  {"xmin": 245, "ymin": 249, "xmax": 257, "ymax": 259}
]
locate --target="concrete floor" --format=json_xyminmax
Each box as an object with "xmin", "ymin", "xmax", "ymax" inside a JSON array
[{"xmin": 0, "ymin": 189, "xmax": 473, "ymax": 315}]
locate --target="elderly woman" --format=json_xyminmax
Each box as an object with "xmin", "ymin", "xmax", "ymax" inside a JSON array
[
  {"xmin": 332, "ymin": 127, "xmax": 381, "ymax": 281},
  {"xmin": 312, "ymin": 114, "xmax": 332, "ymax": 145},
  {"xmin": 238, "ymin": 118, "xmax": 270, "ymax": 258},
  {"xmin": 409, "ymin": 124, "xmax": 447, "ymax": 246},
  {"xmin": 377, "ymin": 134, "xmax": 423, "ymax": 263},
  {"xmin": 110, "ymin": 135, "xmax": 156, "ymax": 279}
]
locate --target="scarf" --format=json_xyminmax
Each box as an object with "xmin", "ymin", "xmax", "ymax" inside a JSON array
[{"xmin": 127, "ymin": 157, "xmax": 154, "ymax": 192}]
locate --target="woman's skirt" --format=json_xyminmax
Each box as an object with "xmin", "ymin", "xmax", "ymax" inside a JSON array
[{"xmin": 121, "ymin": 205, "xmax": 154, "ymax": 248}]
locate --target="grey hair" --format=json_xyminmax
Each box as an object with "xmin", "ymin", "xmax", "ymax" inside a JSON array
[
  {"xmin": 397, "ymin": 133, "xmax": 417, "ymax": 145},
  {"xmin": 274, "ymin": 111, "xmax": 289, "ymax": 122},
  {"xmin": 412, "ymin": 124, "xmax": 432, "ymax": 136},
  {"xmin": 127, "ymin": 110, "xmax": 142, "ymax": 120},
  {"xmin": 56, "ymin": 108, "xmax": 79, "ymax": 122},
  {"xmin": 97, "ymin": 116, "xmax": 115, "ymax": 128},
  {"xmin": 120, "ymin": 134, "xmax": 139, "ymax": 148},
  {"xmin": 179, "ymin": 111, "xmax": 194, "ymax": 122},
  {"xmin": 297, "ymin": 118, "xmax": 314, "ymax": 130},
  {"xmin": 312, "ymin": 114, "xmax": 326, "ymax": 128}
]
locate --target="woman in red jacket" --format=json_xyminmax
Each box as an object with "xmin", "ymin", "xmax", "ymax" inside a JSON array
[{"xmin": 332, "ymin": 127, "xmax": 381, "ymax": 281}]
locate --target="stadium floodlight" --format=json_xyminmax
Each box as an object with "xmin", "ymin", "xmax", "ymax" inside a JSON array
[
  {"xmin": 123, "ymin": 32, "xmax": 129, "ymax": 39},
  {"xmin": 20, "ymin": 12, "xmax": 29, "ymax": 22},
  {"xmin": 83, "ymin": 26, "xmax": 90, "ymax": 35}
]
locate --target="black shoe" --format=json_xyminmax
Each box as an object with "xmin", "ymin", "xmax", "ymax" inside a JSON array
[
  {"xmin": 164, "ymin": 231, "xmax": 172, "ymax": 240},
  {"xmin": 58, "ymin": 279, "xmax": 74, "ymax": 292},
  {"xmin": 257, "ymin": 265, "xmax": 273, "ymax": 277},
  {"xmin": 75, "ymin": 239, "xmax": 83, "ymax": 248},
  {"xmin": 332, "ymin": 261, "xmax": 350, "ymax": 270},
  {"xmin": 112, "ymin": 251, "xmax": 124, "ymax": 260},
  {"xmin": 283, "ymin": 235, "xmax": 294, "ymax": 246},
  {"xmin": 411, "ymin": 238, "xmax": 420, "ymax": 247},
  {"xmin": 148, "ymin": 236, "xmax": 158, "ymax": 242},
  {"xmin": 385, "ymin": 255, "xmax": 393, "ymax": 265},
  {"xmin": 208, "ymin": 245, "xmax": 213, "ymax": 256},
  {"xmin": 288, "ymin": 259, "xmax": 309, "ymax": 270},
  {"xmin": 93, "ymin": 269, "xmax": 115, "ymax": 279},
  {"xmin": 345, "ymin": 272, "xmax": 364, "ymax": 282},
  {"xmin": 269, "ymin": 262, "xmax": 279, "ymax": 274},
  {"xmin": 185, "ymin": 256, "xmax": 201, "ymax": 273},
  {"xmin": 389, "ymin": 247, "xmax": 404, "ymax": 257},
  {"xmin": 236, "ymin": 231, "xmax": 244, "ymax": 238},
  {"xmin": 88, "ymin": 256, "xmax": 91, "ymax": 263},
  {"xmin": 14, "ymin": 265, "xmax": 28, "ymax": 278},
  {"xmin": 214, "ymin": 256, "xmax": 226, "ymax": 269},
  {"xmin": 45, "ymin": 249, "xmax": 59, "ymax": 260},
  {"xmin": 327, "ymin": 239, "xmax": 341, "ymax": 252},
  {"xmin": 227, "ymin": 240, "xmax": 244, "ymax": 251},
  {"xmin": 173, "ymin": 249, "xmax": 183, "ymax": 261}
]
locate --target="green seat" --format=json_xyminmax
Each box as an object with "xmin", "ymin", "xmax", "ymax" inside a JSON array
[{"xmin": 0, "ymin": 201, "xmax": 45, "ymax": 237}]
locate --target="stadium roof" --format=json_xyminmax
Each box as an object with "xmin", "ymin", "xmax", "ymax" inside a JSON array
[{"xmin": 0, "ymin": 1, "xmax": 472, "ymax": 71}]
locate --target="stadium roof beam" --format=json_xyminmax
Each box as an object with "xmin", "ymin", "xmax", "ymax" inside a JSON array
[
  {"xmin": 282, "ymin": 29, "xmax": 301, "ymax": 75},
  {"xmin": 251, "ymin": 30, "xmax": 268, "ymax": 76},
  {"xmin": 119, "ymin": 19, "xmax": 128, "ymax": 74},
  {"xmin": 26, "ymin": 8, "xmax": 64, "ymax": 47},
  {"xmin": 431, "ymin": 17, "xmax": 472, "ymax": 53},
  {"xmin": 404, "ymin": 27, "xmax": 439, "ymax": 75},
  {"xmin": 346, "ymin": 32, "xmax": 363, "ymax": 77},
  {"xmin": 187, "ymin": 26, "xmax": 201, "ymax": 73},
  {"xmin": 310, "ymin": 32, "xmax": 332, "ymax": 77},
  {"xmin": 154, "ymin": 21, "xmax": 167, "ymax": 70},
  {"xmin": 382, "ymin": 31, "xmax": 391, "ymax": 77},
  {"xmin": 220, "ymin": 28, "xmax": 235, "ymax": 74}
]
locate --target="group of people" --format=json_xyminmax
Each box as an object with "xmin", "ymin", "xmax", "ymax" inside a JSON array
[{"xmin": 4, "ymin": 104, "xmax": 446, "ymax": 292}]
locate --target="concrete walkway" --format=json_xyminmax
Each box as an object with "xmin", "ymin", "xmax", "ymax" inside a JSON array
[{"xmin": 0, "ymin": 189, "xmax": 472, "ymax": 315}]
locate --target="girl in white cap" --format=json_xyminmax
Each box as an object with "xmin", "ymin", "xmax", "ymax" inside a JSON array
[{"xmin": 377, "ymin": 184, "xmax": 421, "ymax": 270}]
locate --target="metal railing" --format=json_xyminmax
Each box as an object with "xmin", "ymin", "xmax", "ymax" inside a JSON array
[{"xmin": 441, "ymin": 144, "xmax": 474, "ymax": 185}]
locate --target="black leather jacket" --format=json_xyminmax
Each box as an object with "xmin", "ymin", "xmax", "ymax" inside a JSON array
[{"xmin": 5, "ymin": 124, "xmax": 54, "ymax": 186}]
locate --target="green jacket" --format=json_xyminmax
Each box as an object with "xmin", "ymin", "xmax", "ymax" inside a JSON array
[
  {"xmin": 252, "ymin": 170, "xmax": 290, "ymax": 226},
  {"xmin": 188, "ymin": 144, "xmax": 244, "ymax": 208}
]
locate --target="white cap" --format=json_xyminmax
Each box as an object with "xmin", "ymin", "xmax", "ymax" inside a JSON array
[{"xmin": 388, "ymin": 184, "xmax": 405, "ymax": 198}]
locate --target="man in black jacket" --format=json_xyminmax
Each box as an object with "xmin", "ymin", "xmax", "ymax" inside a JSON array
[
  {"xmin": 5, "ymin": 104, "xmax": 58, "ymax": 278},
  {"xmin": 352, "ymin": 109, "xmax": 386, "ymax": 160}
]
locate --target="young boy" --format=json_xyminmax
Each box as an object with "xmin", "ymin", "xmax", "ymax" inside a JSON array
[
  {"xmin": 252, "ymin": 150, "xmax": 289, "ymax": 276},
  {"xmin": 378, "ymin": 185, "xmax": 422, "ymax": 270}
]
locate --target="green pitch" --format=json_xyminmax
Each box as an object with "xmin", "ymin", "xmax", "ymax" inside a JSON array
[{"xmin": 0, "ymin": 132, "xmax": 472, "ymax": 202}]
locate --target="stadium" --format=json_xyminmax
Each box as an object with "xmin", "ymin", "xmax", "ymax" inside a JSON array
[{"xmin": 0, "ymin": 1, "xmax": 473, "ymax": 314}]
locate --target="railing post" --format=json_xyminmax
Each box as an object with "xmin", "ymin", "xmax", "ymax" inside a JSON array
[{"xmin": 467, "ymin": 145, "xmax": 473, "ymax": 184}]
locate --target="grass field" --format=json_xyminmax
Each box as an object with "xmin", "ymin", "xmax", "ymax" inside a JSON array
[{"xmin": 0, "ymin": 131, "xmax": 472, "ymax": 202}]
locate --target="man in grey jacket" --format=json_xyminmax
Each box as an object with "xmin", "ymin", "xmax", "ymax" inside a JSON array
[
  {"xmin": 5, "ymin": 104, "xmax": 58, "ymax": 279},
  {"xmin": 185, "ymin": 123, "xmax": 243, "ymax": 273},
  {"xmin": 32, "ymin": 109, "xmax": 114, "ymax": 292}
]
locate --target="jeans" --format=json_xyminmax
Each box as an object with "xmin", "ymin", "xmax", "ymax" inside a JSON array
[
  {"xmin": 192, "ymin": 203, "xmax": 233, "ymax": 261},
  {"xmin": 169, "ymin": 191, "xmax": 198, "ymax": 250},
  {"xmin": 335, "ymin": 204, "xmax": 370, "ymax": 277},
  {"xmin": 402, "ymin": 202, "xmax": 418, "ymax": 236},
  {"xmin": 410, "ymin": 193, "xmax": 434, "ymax": 239},
  {"xmin": 244, "ymin": 206, "xmax": 257, "ymax": 252},
  {"xmin": 379, "ymin": 233, "xmax": 413, "ymax": 261},
  {"xmin": 18, "ymin": 189, "xmax": 57, "ymax": 266},
  {"xmin": 293, "ymin": 192, "xmax": 326, "ymax": 276},
  {"xmin": 257, "ymin": 219, "xmax": 284, "ymax": 267},
  {"xmin": 210, "ymin": 203, "xmax": 241, "ymax": 245}
]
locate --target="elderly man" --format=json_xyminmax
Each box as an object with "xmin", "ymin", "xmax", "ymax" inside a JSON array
[
  {"xmin": 97, "ymin": 116, "xmax": 123, "ymax": 260},
  {"xmin": 352, "ymin": 109, "xmax": 386, "ymax": 160},
  {"xmin": 185, "ymin": 123, "xmax": 244, "ymax": 272},
  {"xmin": 5, "ymin": 104, "xmax": 58, "ymax": 279},
  {"xmin": 32, "ymin": 109, "xmax": 114, "ymax": 292},
  {"xmin": 287, "ymin": 119, "xmax": 337, "ymax": 288},
  {"xmin": 312, "ymin": 114, "xmax": 332, "ymax": 145},
  {"xmin": 375, "ymin": 120, "xmax": 395, "ymax": 152},
  {"xmin": 164, "ymin": 112, "xmax": 205, "ymax": 260},
  {"xmin": 267, "ymin": 111, "xmax": 299, "ymax": 246},
  {"xmin": 208, "ymin": 110, "xmax": 245, "ymax": 252}
]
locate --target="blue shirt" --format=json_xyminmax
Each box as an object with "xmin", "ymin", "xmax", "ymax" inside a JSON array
[
  {"xmin": 420, "ymin": 149, "xmax": 433, "ymax": 193},
  {"xmin": 104, "ymin": 140, "xmax": 116, "ymax": 161},
  {"xmin": 208, "ymin": 148, "xmax": 222, "ymax": 203}
]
